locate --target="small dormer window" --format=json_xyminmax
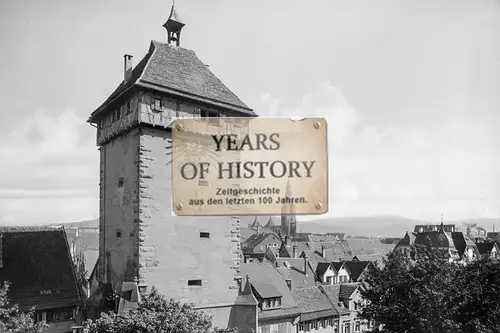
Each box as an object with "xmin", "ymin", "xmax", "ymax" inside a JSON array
[{"xmin": 260, "ymin": 297, "xmax": 282, "ymax": 310}]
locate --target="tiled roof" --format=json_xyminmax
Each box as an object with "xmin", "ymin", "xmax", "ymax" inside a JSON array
[
  {"xmin": 240, "ymin": 262, "xmax": 301, "ymax": 320},
  {"xmin": 339, "ymin": 283, "xmax": 359, "ymax": 299},
  {"xmin": 344, "ymin": 261, "xmax": 371, "ymax": 281},
  {"xmin": 0, "ymin": 227, "xmax": 82, "ymax": 311},
  {"xmin": 319, "ymin": 285, "xmax": 350, "ymax": 315},
  {"xmin": 251, "ymin": 280, "xmax": 281, "ymax": 298},
  {"xmin": 243, "ymin": 233, "xmax": 280, "ymax": 252},
  {"xmin": 89, "ymin": 41, "xmax": 254, "ymax": 122},
  {"xmin": 346, "ymin": 238, "xmax": 394, "ymax": 256},
  {"xmin": 292, "ymin": 287, "xmax": 336, "ymax": 321},
  {"xmin": 415, "ymin": 230, "xmax": 457, "ymax": 249},
  {"xmin": 273, "ymin": 258, "xmax": 316, "ymax": 290}
]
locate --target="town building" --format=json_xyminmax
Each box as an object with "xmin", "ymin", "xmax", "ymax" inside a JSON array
[
  {"xmin": 394, "ymin": 223, "xmax": 480, "ymax": 264},
  {"xmin": 0, "ymin": 227, "xmax": 83, "ymax": 333},
  {"xmin": 240, "ymin": 262, "xmax": 301, "ymax": 333},
  {"xmin": 475, "ymin": 240, "xmax": 500, "ymax": 259},
  {"xmin": 86, "ymin": 2, "xmax": 258, "ymax": 330}
]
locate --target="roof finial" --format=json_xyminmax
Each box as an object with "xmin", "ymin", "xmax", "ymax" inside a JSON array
[
  {"xmin": 163, "ymin": 0, "xmax": 185, "ymax": 47},
  {"xmin": 441, "ymin": 214, "xmax": 444, "ymax": 224}
]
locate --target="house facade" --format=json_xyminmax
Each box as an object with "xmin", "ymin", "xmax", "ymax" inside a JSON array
[{"xmin": 86, "ymin": 3, "xmax": 257, "ymax": 330}]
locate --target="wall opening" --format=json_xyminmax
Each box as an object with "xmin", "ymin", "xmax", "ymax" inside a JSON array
[
  {"xmin": 200, "ymin": 232, "xmax": 210, "ymax": 238},
  {"xmin": 188, "ymin": 279, "xmax": 202, "ymax": 286}
]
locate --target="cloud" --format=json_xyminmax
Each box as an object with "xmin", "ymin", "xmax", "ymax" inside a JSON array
[
  {"xmin": 0, "ymin": 109, "xmax": 98, "ymax": 225},
  {"xmin": 258, "ymin": 81, "xmax": 500, "ymax": 221}
]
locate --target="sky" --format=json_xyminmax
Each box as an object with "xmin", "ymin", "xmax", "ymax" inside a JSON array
[{"xmin": 0, "ymin": 0, "xmax": 499, "ymax": 225}]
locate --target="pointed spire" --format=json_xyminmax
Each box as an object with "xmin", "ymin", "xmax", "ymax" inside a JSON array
[{"xmin": 163, "ymin": 0, "xmax": 185, "ymax": 46}]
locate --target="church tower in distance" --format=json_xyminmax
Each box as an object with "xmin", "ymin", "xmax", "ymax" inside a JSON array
[
  {"xmin": 281, "ymin": 180, "xmax": 298, "ymax": 239},
  {"xmin": 86, "ymin": 2, "xmax": 257, "ymax": 331}
]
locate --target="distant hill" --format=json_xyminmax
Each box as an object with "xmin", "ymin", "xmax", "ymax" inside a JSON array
[
  {"xmin": 297, "ymin": 216, "xmax": 500, "ymax": 238},
  {"xmin": 48, "ymin": 219, "xmax": 99, "ymax": 228},
  {"xmin": 36, "ymin": 215, "xmax": 500, "ymax": 239}
]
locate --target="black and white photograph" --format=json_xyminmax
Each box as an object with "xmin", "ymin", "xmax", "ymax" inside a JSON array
[{"xmin": 0, "ymin": 0, "xmax": 499, "ymax": 332}]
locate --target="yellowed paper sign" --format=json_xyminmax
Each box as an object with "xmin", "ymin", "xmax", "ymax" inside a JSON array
[{"xmin": 171, "ymin": 117, "xmax": 328, "ymax": 216}]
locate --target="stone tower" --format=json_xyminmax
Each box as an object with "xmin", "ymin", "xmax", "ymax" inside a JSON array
[
  {"xmin": 281, "ymin": 180, "xmax": 297, "ymax": 239},
  {"xmin": 86, "ymin": 3, "xmax": 257, "ymax": 330}
]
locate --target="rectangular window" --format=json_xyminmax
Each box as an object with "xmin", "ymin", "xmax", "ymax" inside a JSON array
[
  {"xmin": 117, "ymin": 177, "xmax": 124, "ymax": 188},
  {"xmin": 116, "ymin": 231, "xmax": 122, "ymax": 238},
  {"xmin": 154, "ymin": 98, "xmax": 162, "ymax": 110},
  {"xmin": 200, "ymin": 232, "xmax": 210, "ymax": 238},
  {"xmin": 298, "ymin": 323, "xmax": 304, "ymax": 332},
  {"xmin": 188, "ymin": 279, "xmax": 202, "ymax": 286},
  {"xmin": 355, "ymin": 321, "xmax": 360, "ymax": 332}
]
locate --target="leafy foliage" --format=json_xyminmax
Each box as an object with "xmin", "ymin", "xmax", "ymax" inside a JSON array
[
  {"xmin": 0, "ymin": 282, "xmax": 48, "ymax": 333},
  {"xmin": 359, "ymin": 244, "xmax": 500, "ymax": 333},
  {"xmin": 83, "ymin": 287, "xmax": 238, "ymax": 333}
]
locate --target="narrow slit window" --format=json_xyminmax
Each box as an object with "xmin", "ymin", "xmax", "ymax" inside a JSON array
[
  {"xmin": 188, "ymin": 279, "xmax": 202, "ymax": 286},
  {"xmin": 117, "ymin": 177, "xmax": 124, "ymax": 188},
  {"xmin": 116, "ymin": 231, "xmax": 122, "ymax": 238},
  {"xmin": 126, "ymin": 100, "xmax": 131, "ymax": 114},
  {"xmin": 200, "ymin": 232, "xmax": 210, "ymax": 238}
]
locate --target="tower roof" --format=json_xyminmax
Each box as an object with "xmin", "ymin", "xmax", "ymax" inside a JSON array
[
  {"xmin": 250, "ymin": 217, "xmax": 261, "ymax": 228},
  {"xmin": 166, "ymin": 1, "xmax": 184, "ymax": 26},
  {"xmin": 265, "ymin": 216, "xmax": 279, "ymax": 227},
  {"xmin": 89, "ymin": 40, "xmax": 254, "ymax": 122}
]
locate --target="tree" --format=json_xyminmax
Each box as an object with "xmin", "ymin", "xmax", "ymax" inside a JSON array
[
  {"xmin": 0, "ymin": 281, "xmax": 48, "ymax": 333},
  {"xmin": 83, "ymin": 287, "xmax": 238, "ymax": 333},
  {"xmin": 358, "ymin": 245, "xmax": 500, "ymax": 333}
]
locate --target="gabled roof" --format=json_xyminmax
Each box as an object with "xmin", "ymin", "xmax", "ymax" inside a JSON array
[
  {"xmin": 315, "ymin": 262, "xmax": 332, "ymax": 278},
  {"xmin": 344, "ymin": 261, "xmax": 372, "ymax": 281},
  {"xmin": 0, "ymin": 227, "xmax": 82, "ymax": 311},
  {"xmin": 331, "ymin": 262, "xmax": 350, "ymax": 274},
  {"xmin": 89, "ymin": 40, "xmax": 254, "ymax": 123},
  {"xmin": 476, "ymin": 242, "xmax": 498, "ymax": 255},
  {"xmin": 292, "ymin": 287, "xmax": 336, "ymax": 321}
]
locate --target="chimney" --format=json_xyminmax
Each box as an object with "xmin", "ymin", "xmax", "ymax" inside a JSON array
[
  {"xmin": 256, "ymin": 225, "xmax": 260, "ymax": 234},
  {"xmin": 124, "ymin": 54, "xmax": 133, "ymax": 82},
  {"xmin": 321, "ymin": 245, "xmax": 326, "ymax": 258},
  {"xmin": 303, "ymin": 254, "xmax": 308, "ymax": 275},
  {"xmin": 284, "ymin": 235, "xmax": 288, "ymax": 245},
  {"xmin": 292, "ymin": 245, "xmax": 297, "ymax": 258},
  {"xmin": 494, "ymin": 225, "xmax": 496, "ymax": 233}
]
